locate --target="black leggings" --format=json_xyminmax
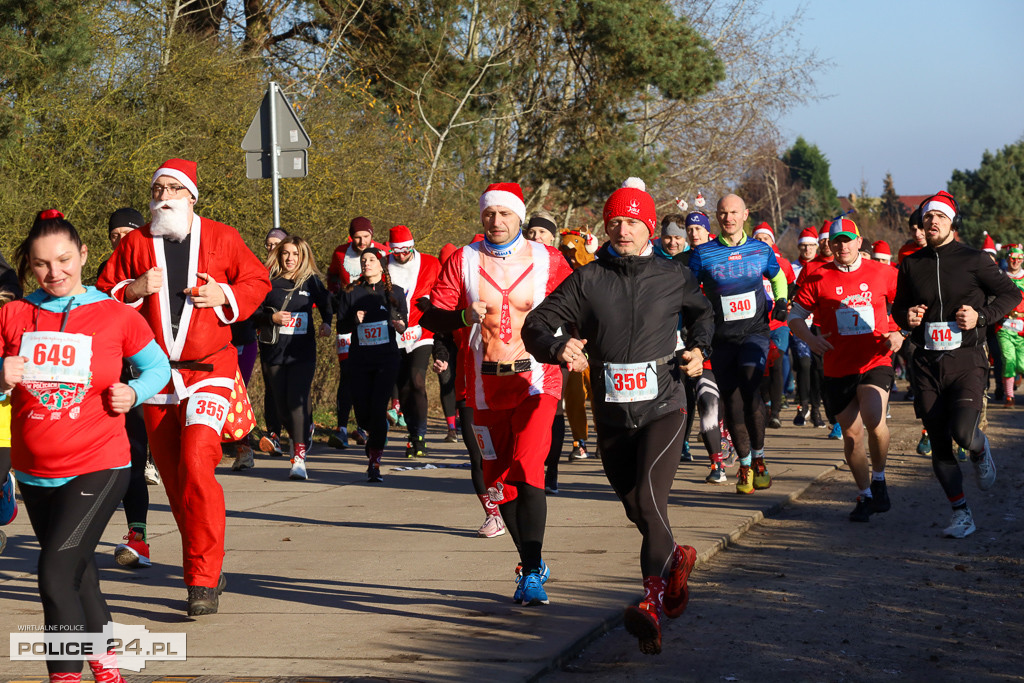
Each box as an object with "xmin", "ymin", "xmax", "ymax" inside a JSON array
[
  {"xmin": 458, "ymin": 403, "xmax": 486, "ymax": 497},
  {"xmin": 437, "ymin": 336, "xmax": 458, "ymax": 419},
  {"xmin": 21, "ymin": 468, "xmax": 130, "ymax": 674},
  {"xmin": 720, "ymin": 368, "xmax": 766, "ymax": 457},
  {"xmin": 498, "ymin": 483, "xmax": 547, "ymax": 572},
  {"xmin": 598, "ymin": 410, "xmax": 685, "ymax": 578},
  {"xmin": 544, "ymin": 414, "xmax": 566, "ymax": 484},
  {"xmin": 397, "ymin": 346, "xmax": 432, "ymax": 438},
  {"xmin": 120, "ymin": 406, "xmax": 149, "ymax": 527},
  {"xmin": 263, "ymin": 359, "xmax": 316, "ymax": 447},
  {"xmin": 336, "ymin": 357, "xmax": 356, "ymax": 431},
  {"xmin": 351, "ymin": 358, "xmax": 399, "ymax": 451}
]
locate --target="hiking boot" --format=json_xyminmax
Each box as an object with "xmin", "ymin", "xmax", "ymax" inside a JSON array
[
  {"xmin": 662, "ymin": 545, "xmax": 696, "ymax": 618},
  {"xmin": 477, "ymin": 514, "xmax": 506, "ymax": 538},
  {"xmin": 231, "ymin": 443, "xmax": 255, "ymax": 471},
  {"xmin": 705, "ymin": 465, "xmax": 727, "ymax": 484},
  {"xmin": 916, "ymin": 431, "xmax": 931, "ymax": 456},
  {"xmin": 736, "ymin": 465, "xmax": 754, "ymax": 494},
  {"xmin": 624, "ymin": 576, "xmax": 666, "ymax": 655},
  {"xmin": 752, "ymin": 457, "xmax": 772, "ymax": 490},
  {"xmin": 144, "ymin": 458, "xmax": 161, "ymax": 485},
  {"xmin": 0, "ymin": 472, "xmax": 17, "ymax": 526},
  {"xmin": 186, "ymin": 574, "xmax": 226, "ymax": 617},
  {"xmin": 870, "ymin": 479, "xmax": 891, "ymax": 513},
  {"xmin": 943, "ymin": 507, "xmax": 976, "ymax": 538},
  {"xmin": 971, "ymin": 436, "xmax": 996, "ymax": 491},
  {"xmin": 114, "ymin": 529, "xmax": 151, "ymax": 568},
  {"xmin": 849, "ymin": 495, "xmax": 873, "ymax": 522}
]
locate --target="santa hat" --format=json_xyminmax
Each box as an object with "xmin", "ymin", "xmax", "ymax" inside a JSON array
[
  {"xmin": 752, "ymin": 222, "xmax": 775, "ymax": 242},
  {"xmin": 982, "ymin": 231, "xmax": 997, "ymax": 254},
  {"xmin": 603, "ymin": 177, "xmax": 657, "ymax": 236},
  {"xmin": 798, "ymin": 227, "xmax": 818, "ymax": 245},
  {"xmin": 920, "ymin": 191, "xmax": 958, "ymax": 222},
  {"xmin": 872, "ymin": 240, "xmax": 892, "ymax": 258},
  {"xmin": 152, "ymin": 158, "xmax": 198, "ymax": 199},
  {"xmin": 349, "ymin": 216, "xmax": 373, "ymax": 237},
  {"xmin": 1006, "ymin": 243, "xmax": 1024, "ymax": 257},
  {"xmin": 479, "ymin": 183, "xmax": 526, "ymax": 224},
  {"xmin": 389, "ymin": 225, "xmax": 414, "ymax": 250},
  {"xmin": 818, "ymin": 221, "xmax": 831, "ymax": 241}
]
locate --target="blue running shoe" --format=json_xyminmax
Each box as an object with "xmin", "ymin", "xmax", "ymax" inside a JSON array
[
  {"xmin": 513, "ymin": 560, "xmax": 549, "ymax": 603},
  {"xmin": 0, "ymin": 472, "xmax": 16, "ymax": 526},
  {"xmin": 520, "ymin": 570, "xmax": 549, "ymax": 606},
  {"xmin": 828, "ymin": 423, "xmax": 843, "ymax": 440},
  {"xmin": 681, "ymin": 441, "xmax": 693, "ymax": 462}
]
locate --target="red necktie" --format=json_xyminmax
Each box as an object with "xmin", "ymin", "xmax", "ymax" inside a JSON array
[{"xmin": 478, "ymin": 265, "xmax": 534, "ymax": 344}]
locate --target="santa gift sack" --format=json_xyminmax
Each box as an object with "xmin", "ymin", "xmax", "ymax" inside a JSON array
[{"xmin": 221, "ymin": 369, "xmax": 257, "ymax": 442}]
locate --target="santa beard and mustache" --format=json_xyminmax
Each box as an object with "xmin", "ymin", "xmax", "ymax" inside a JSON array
[{"xmin": 149, "ymin": 197, "xmax": 193, "ymax": 242}]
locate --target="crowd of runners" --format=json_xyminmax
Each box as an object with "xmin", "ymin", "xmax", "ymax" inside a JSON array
[{"xmin": 0, "ymin": 159, "xmax": 1020, "ymax": 678}]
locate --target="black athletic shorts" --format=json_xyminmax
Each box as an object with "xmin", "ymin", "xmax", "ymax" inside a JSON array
[
  {"xmin": 823, "ymin": 365, "xmax": 894, "ymax": 417},
  {"xmin": 911, "ymin": 345, "xmax": 988, "ymax": 422}
]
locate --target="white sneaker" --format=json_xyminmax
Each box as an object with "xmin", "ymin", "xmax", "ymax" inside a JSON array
[
  {"xmin": 144, "ymin": 459, "xmax": 161, "ymax": 485},
  {"xmin": 289, "ymin": 456, "xmax": 308, "ymax": 480},
  {"xmin": 943, "ymin": 507, "xmax": 976, "ymax": 538},
  {"xmin": 231, "ymin": 445, "xmax": 255, "ymax": 471},
  {"xmin": 477, "ymin": 514, "xmax": 506, "ymax": 538},
  {"xmin": 972, "ymin": 436, "xmax": 996, "ymax": 491}
]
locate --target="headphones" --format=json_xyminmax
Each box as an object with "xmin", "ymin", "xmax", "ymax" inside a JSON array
[{"xmin": 917, "ymin": 193, "xmax": 962, "ymax": 231}]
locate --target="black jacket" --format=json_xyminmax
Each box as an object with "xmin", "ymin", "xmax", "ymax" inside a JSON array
[
  {"xmin": 523, "ymin": 244, "xmax": 714, "ymax": 430},
  {"xmin": 255, "ymin": 275, "xmax": 333, "ymax": 365},
  {"xmin": 335, "ymin": 280, "xmax": 408, "ymax": 360},
  {"xmin": 894, "ymin": 239, "xmax": 1021, "ymax": 351}
]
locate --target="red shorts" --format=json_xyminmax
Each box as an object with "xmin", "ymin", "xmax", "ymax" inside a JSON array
[{"xmin": 473, "ymin": 393, "xmax": 557, "ymax": 504}]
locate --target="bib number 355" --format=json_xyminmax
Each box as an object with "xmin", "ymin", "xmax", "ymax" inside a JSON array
[{"xmin": 185, "ymin": 393, "xmax": 231, "ymax": 433}]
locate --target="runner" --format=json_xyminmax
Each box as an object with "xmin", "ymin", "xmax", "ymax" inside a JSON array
[
  {"xmin": 523, "ymin": 177, "xmax": 714, "ymax": 654},
  {"xmin": 420, "ymin": 182, "xmax": 572, "ymax": 606},
  {"xmin": 335, "ymin": 248, "xmax": 407, "ymax": 482},
  {"xmin": 97, "ymin": 158, "xmax": 271, "ymax": 616},
  {"xmin": 524, "ymin": 211, "xmax": 558, "ymax": 247},
  {"xmin": 892, "ymin": 191, "xmax": 1021, "ymax": 538},
  {"xmin": 995, "ymin": 244, "xmax": 1024, "ymax": 407},
  {"xmin": 3, "ymin": 209, "xmax": 170, "ymax": 682},
  {"xmin": 256, "ymin": 236, "xmax": 333, "ymax": 480},
  {"xmin": 557, "ymin": 229, "xmax": 598, "ymax": 461},
  {"xmin": 435, "ymin": 243, "xmax": 461, "ymax": 442},
  {"xmin": 789, "ymin": 217, "xmax": 902, "ymax": 521},
  {"xmin": 387, "ymin": 225, "xmax": 442, "ymax": 458},
  {"xmin": 751, "ymin": 222, "xmax": 795, "ymax": 429},
  {"xmin": 689, "ymin": 194, "xmax": 787, "ymax": 495},
  {"xmin": 789, "ymin": 227, "xmax": 820, "ymax": 426}
]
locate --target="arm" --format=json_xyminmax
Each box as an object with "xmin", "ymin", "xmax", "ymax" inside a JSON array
[
  {"xmin": 124, "ymin": 340, "xmax": 172, "ymax": 407},
  {"xmin": 312, "ymin": 276, "xmax": 334, "ymax": 329},
  {"xmin": 335, "ymin": 290, "xmax": 357, "ymax": 334},
  {"xmin": 678, "ymin": 268, "xmax": 714, "ymax": 359},
  {"xmin": 976, "ymin": 254, "xmax": 1024, "ymax": 325},
  {"xmin": 522, "ymin": 270, "xmax": 585, "ymax": 366},
  {"xmin": 208, "ymin": 228, "xmax": 272, "ymax": 324}
]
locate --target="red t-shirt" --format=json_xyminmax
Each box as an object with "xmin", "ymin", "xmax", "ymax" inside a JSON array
[
  {"xmin": 792, "ymin": 259, "xmax": 899, "ymax": 378},
  {"xmin": 0, "ymin": 296, "xmax": 155, "ymax": 478}
]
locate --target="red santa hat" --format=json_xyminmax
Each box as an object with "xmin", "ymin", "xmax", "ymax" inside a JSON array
[
  {"xmin": 152, "ymin": 158, "xmax": 198, "ymax": 199},
  {"xmin": 798, "ymin": 227, "xmax": 818, "ymax": 245},
  {"xmin": 479, "ymin": 183, "xmax": 526, "ymax": 224},
  {"xmin": 603, "ymin": 177, "xmax": 657, "ymax": 236},
  {"xmin": 389, "ymin": 225, "xmax": 414, "ymax": 250},
  {"xmin": 920, "ymin": 191, "xmax": 958, "ymax": 222},
  {"xmin": 982, "ymin": 231, "xmax": 997, "ymax": 254},
  {"xmin": 818, "ymin": 221, "xmax": 831, "ymax": 242},
  {"xmin": 752, "ymin": 222, "xmax": 775, "ymax": 242},
  {"xmin": 872, "ymin": 240, "xmax": 892, "ymax": 258}
]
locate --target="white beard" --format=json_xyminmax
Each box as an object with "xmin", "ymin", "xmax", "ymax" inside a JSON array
[{"xmin": 149, "ymin": 198, "xmax": 192, "ymax": 242}]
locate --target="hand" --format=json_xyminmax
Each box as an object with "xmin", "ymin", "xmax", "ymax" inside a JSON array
[
  {"xmin": 679, "ymin": 347, "xmax": 704, "ymax": 378},
  {"xmin": 272, "ymin": 310, "xmax": 292, "ymax": 326},
  {"xmin": 906, "ymin": 304, "xmax": 928, "ymax": 329},
  {"xmin": 884, "ymin": 331, "xmax": 904, "ymax": 354},
  {"xmin": 771, "ymin": 299, "xmax": 790, "ymax": 322},
  {"xmin": 125, "ymin": 267, "xmax": 163, "ymax": 302},
  {"xmin": 319, "ymin": 323, "xmax": 332, "ymax": 338},
  {"xmin": 558, "ymin": 337, "xmax": 588, "ymax": 372},
  {"xmin": 469, "ymin": 301, "xmax": 488, "ymax": 324},
  {"xmin": 187, "ymin": 273, "xmax": 227, "ymax": 308},
  {"xmin": 806, "ymin": 332, "xmax": 834, "ymax": 356},
  {"xmin": 1, "ymin": 355, "xmax": 26, "ymax": 392},
  {"xmin": 432, "ymin": 358, "xmax": 448, "ymax": 374},
  {"xmin": 106, "ymin": 382, "xmax": 137, "ymax": 414},
  {"xmin": 356, "ymin": 310, "xmax": 366, "ymax": 323},
  {"xmin": 955, "ymin": 304, "xmax": 979, "ymax": 330},
  {"xmin": 393, "ymin": 318, "xmax": 407, "ymax": 334}
]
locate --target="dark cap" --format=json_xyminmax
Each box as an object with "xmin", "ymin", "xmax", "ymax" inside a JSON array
[{"xmin": 108, "ymin": 207, "xmax": 145, "ymax": 234}]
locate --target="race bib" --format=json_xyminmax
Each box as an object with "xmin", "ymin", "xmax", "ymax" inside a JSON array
[
  {"xmin": 836, "ymin": 305, "xmax": 875, "ymax": 336},
  {"xmin": 924, "ymin": 322, "xmax": 962, "ymax": 351},
  {"xmin": 721, "ymin": 291, "xmax": 757, "ymax": 322},
  {"xmin": 279, "ymin": 311, "xmax": 309, "ymax": 336},
  {"xmin": 19, "ymin": 331, "xmax": 93, "ymax": 384},
  {"xmin": 397, "ymin": 325, "xmax": 423, "ymax": 351},
  {"xmin": 1004, "ymin": 318, "xmax": 1024, "ymax": 334},
  {"xmin": 185, "ymin": 393, "xmax": 230, "ymax": 434},
  {"xmin": 358, "ymin": 321, "xmax": 389, "ymax": 346},
  {"xmin": 472, "ymin": 425, "xmax": 497, "ymax": 460},
  {"xmin": 336, "ymin": 333, "xmax": 352, "ymax": 355},
  {"xmin": 674, "ymin": 330, "xmax": 685, "ymax": 352},
  {"xmin": 604, "ymin": 362, "xmax": 658, "ymax": 403}
]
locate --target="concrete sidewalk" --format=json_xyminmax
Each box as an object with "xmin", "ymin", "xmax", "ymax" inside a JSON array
[{"xmin": 0, "ymin": 410, "xmax": 854, "ymax": 681}]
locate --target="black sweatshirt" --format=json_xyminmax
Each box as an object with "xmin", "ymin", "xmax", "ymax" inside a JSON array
[
  {"xmin": 254, "ymin": 275, "xmax": 333, "ymax": 365},
  {"xmin": 893, "ymin": 239, "xmax": 1022, "ymax": 351},
  {"xmin": 335, "ymin": 280, "xmax": 408, "ymax": 361}
]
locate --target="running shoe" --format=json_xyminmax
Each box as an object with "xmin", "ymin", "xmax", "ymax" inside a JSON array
[
  {"xmin": 569, "ymin": 442, "xmax": 589, "ymax": 461},
  {"xmin": 768, "ymin": 416, "xmax": 782, "ymax": 429},
  {"xmin": 792, "ymin": 405, "xmax": 807, "ymax": 426},
  {"xmin": 144, "ymin": 458, "xmax": 161, "ymax": 485},
  {"xmin": 827, "ymin": 423, "xmax": 843, "ymax": 440},
  {"xmin": 259, "ymin": 433, "xmax": 284, "ymax": 456},
  {"xmin": 680, "ymin": 441, "xmax": 693, "ymax": 462},
  {"xmin": 904, "ymin": 389, "xmax": 914, "ymax": 401},
  {"xmin": 624, "ymin": 601, "xmax": 661, "ymax": 655},
  {"xmin": 289, "ymin": 445, "xmax": 308, "ymax": 480},
  {"xmin": 366, "ymin": 465, "xmax": 383, "ymax": 483},
  {"xmin": 115, "ymin": 529, "xmax": 152, "ymax": 568},
  {"xmin": 353, "ymin": 428, "xmax": 369, "ymax": 446},
  {"xmin": 752, "ymin": 458, "xmax": 772, "ymax": 489},
  {"xmin": 477, "ymin": 514, "xmax": 506, "ymax": 538},
  {"xmin": 396, "ymin": 412, "xmax": 407, "ymax": 428},
  {"xmin": 705, "ymin": 465, "xmax": 727, "ymax": 484},
  {"xmin": 971, "ymin": 436, "xmax": 996, "ymax": 491},
  {"xmin": 513, "ymin": 560, "xmax": 549, "ymax": 603},
  {"xmin": 0, "ymin": 472, "xmax": 17, "ymax": 526},
  {"xmin": 916, "ymin": 431, "xmax": 931, "ymax": 456},
  {"xmin": 519, "ymin": 570, "xmax": 549, "ymax": 606},
  {"xmin": 736, "ymin": 465, "xmax": 754, "ymax": 494},
  {"xmin": 544, "ymin": 473, "xmax": 559, "ymax": 494},
  {"xmin": 443, "ymin": 428, "xmax": 459, "ymax": 443},
  {"xmin": 956, "ymin": 446, "xmax": 968, "ymax": 462},
  {"xmin": 721, "ymin": 449, "xmax": 738, "ymax": 468},
  {"xmin": 943, "ymin": 507, "xmax": 976, "ymax": 538},
  {"xmin": 810, "ymin": 409, "xmax": 826, "ymax": 428},
  {"xmin": 662, "ymin": 544, "xmax": 696, "ymax": 618},
  {"xmin": 327, "ymin": 429, "xmax": 349, "ymax": 450},
  {"xmin": 404, "ymin": 434, "xmax": 426, "ymax": 458},
  {"xmin": 870, "ymin": 479, "xmax": 891, "ymax": 513},
  {"xmin": 405, "ymin": 441, "xmax": 416, "ymax": 458},
  {"xmin": 386, "ymin": 408, "xmax": 399, "ymax": 426},
  {"xmin": 230, "ymin": 443, "xmax": 255, "ymax": 471},
  {"xmin": 849, "ymin": 495, "xmax": 873, "ymax": 522}
]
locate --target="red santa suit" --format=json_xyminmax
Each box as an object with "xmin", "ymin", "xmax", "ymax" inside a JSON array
[
  {"xmin": 389, "ymin": 248, "xmax": 442, "ymax": 352},
  {"xmin": 97, "ymin": 215, "xmax": 270, "ymax": 588},
  {"xmin": 429, "ymin": 235, "xmax": 572, "ymax": 503}
]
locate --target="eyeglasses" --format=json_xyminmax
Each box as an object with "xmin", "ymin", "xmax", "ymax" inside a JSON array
[
  {"xmin": 390, "ymin": 247, "xmax": 412, "ymax": 254},
  {"xmin": 151, "ymin": 184, "xmax": 189, "ymax": 198}
]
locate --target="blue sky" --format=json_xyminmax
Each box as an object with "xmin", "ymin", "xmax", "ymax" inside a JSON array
[{"xmin": 771, "ymin": 0, "xmax": 1024, "ymax": 196}]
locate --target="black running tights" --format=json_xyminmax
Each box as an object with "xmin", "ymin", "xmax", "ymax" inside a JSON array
[
  {"xmin": 498, "ymin": 483, "xmax": 547, "ymax": 573},
  {"xmin": 397, "ymin": 346, "xmax": 432, "ymax": 438},
  {"xmin": 263, "ymin": 359, "xmax": 316, "ymax": 448}
]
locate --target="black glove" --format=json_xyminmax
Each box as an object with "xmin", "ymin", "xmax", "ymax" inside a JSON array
[{"xmin": 771, "ymin": 298, "xmax": 789, "ymax": 322}]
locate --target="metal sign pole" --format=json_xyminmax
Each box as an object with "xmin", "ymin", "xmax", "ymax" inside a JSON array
[{"xmin": 269, "ymin": 81, "xmax": 281, "ymax": 230}]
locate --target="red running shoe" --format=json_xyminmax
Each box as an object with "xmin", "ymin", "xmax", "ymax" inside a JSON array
[
  {"xmin": 624, "ymin": 575, "xmax": 666, "ymax": 655},
  {"xmin": 662, "ymin": 544, "xmax": 696, "ymax": 618},
  {"xmin": 114, "ymin": 529, "xmax": 151, "ymax": 568}
]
